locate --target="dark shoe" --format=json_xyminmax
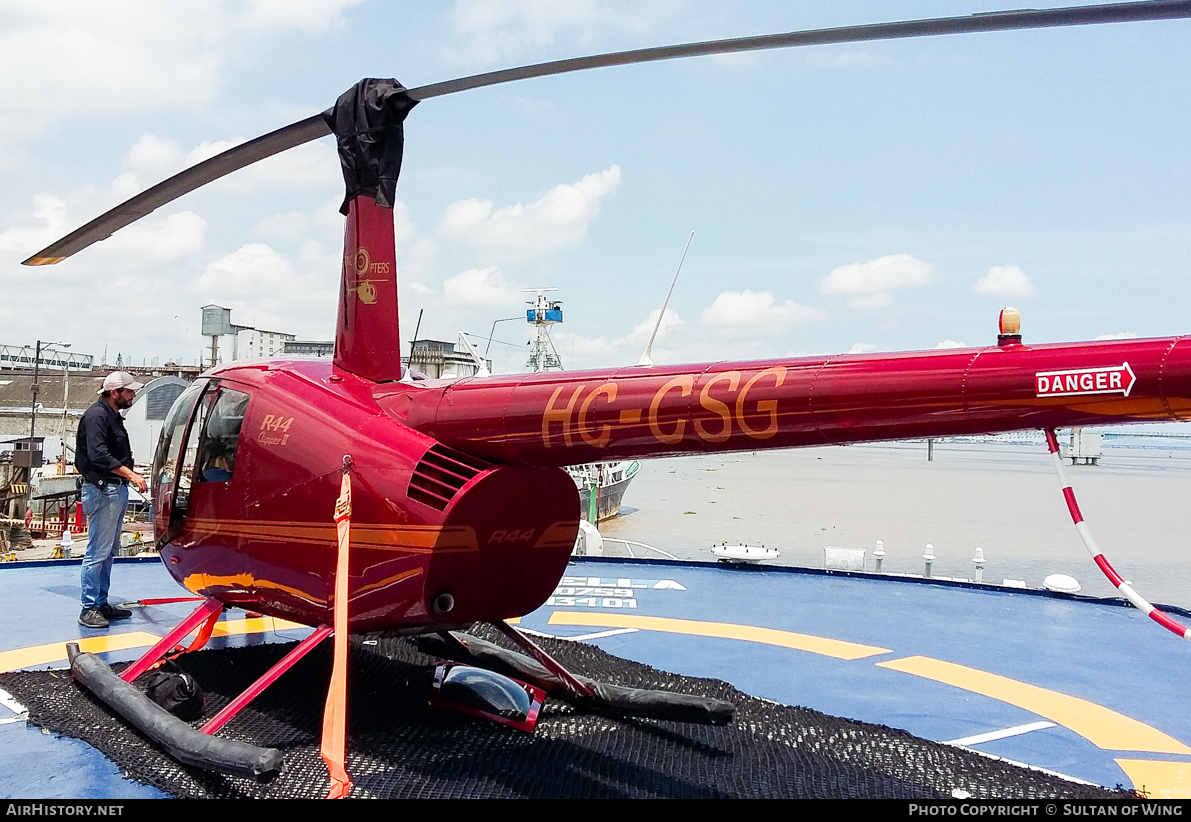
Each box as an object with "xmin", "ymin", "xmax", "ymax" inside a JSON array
[
  {"xmin": 78, "ymin": 608, "xmax": 109, "ymax": 629},
  {"xmin": 98, "ymin": 603, "xmax": 132, "ymax": 621}
]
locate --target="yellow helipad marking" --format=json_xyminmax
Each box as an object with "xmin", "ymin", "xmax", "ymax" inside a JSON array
[
  {"xmin": 1114, "ymin": 760, "xmax": 1191, "ymax": 799},
  {"xmin": 548, "ymin": 612, "xmax": 891, "ymax": 660},
  {"xmin": 0, "ymin": 618, "xmax": 311, "ymax": 672},
  {"xmin": 877, "ymin": 656, "xmax": 1191, "ymax": 756},
  {"xmin": 549, "ymin": 610, "xmax": 1191, "ymax": 795},
  {"xmin": 211, "ymin": 617, "xmax": 307, "ymax": 637},
  {"xmin": 0, "ymin": 632, "xmax": 163, "ymax": 673},
  {"xmin": 3, "ymin": 606, "xmax": 1186, "ymax": 796}
]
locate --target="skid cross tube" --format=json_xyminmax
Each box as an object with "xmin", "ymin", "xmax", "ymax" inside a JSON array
[
  {"xmin": 128, "ymin": 597, "xmax": 207, "ymax": 607},
  {"xmin": 492, "ymin": 620, "xmax": 595, "ymax": 698},
  {"xmin": 119, "ymin": 597, "xmax": 224, "ymax": 683},
  {"xmin": 202, "ymin": 624, "xmax": 332, "ymax": 735}
]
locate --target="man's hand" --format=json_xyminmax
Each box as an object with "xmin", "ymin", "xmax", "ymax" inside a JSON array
[{"xmin": 115, "ymin": 466, "xmax": 149, "ymax": 494}]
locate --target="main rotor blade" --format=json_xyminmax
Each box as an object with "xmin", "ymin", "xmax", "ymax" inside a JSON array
[
  {"xmin": 23, "ymin": 114, "xmax": 331, "ymax": 265},
  {"xmin": 406, "ymin": 1, "xmax": 1191, "ymax": 101},
  {"xmin": 24, "ymin": 0, "xmax": 1191, "ymax": 266}
]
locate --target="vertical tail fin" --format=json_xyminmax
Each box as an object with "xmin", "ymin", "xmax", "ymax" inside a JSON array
[{"xmin": 334, "ymin": 195, "xmax": 402, "ymax": 382}]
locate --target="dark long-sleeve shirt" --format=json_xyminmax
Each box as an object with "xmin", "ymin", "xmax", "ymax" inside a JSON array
[{"xmin": 76, "ymin": 398, "xmax": 134, "ymax": 485}]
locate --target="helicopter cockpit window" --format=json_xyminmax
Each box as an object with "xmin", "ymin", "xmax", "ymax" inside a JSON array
[
  {"xmin": 173, "ymin": 387, "xmax": 216, "ymax": 513},
  {"xmin": 152, "ymin": 379, "xmax": 208, "ymax": 505},
  {"xmin": 198, "ymin": 388, "xmax": 250, "ymax": 483}
]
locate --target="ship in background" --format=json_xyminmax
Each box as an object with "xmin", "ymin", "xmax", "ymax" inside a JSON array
[{"xmin": 524, "ymin": 290, "xmax": 639, "ymax": 523}]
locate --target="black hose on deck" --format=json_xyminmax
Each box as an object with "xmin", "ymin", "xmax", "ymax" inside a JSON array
[{"xmin": 68, "ymin": 645, "xmax": 283, "ymax": 780}]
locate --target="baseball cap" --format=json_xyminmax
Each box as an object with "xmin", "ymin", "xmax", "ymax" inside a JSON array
[{"xmin": 99, "ymin": 371, "xmax": 145, "ymax": 394}]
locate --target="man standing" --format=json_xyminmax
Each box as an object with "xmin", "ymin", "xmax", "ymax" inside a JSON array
[{"xmin": 76, "ymin": 371, "xmax": 148, "ymax": 629}]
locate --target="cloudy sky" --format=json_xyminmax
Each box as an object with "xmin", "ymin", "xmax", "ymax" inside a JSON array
[{"xmin": 2, "ymin": 1, "xmax": 1189, "ymax": 373}]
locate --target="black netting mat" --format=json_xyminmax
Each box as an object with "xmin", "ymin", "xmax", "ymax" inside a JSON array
[{"xmin": 0, "ymin": 631, "xmax": 1129, "ymax": 799}]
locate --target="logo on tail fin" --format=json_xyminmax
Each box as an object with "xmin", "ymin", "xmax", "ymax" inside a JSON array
[
  {"xmin": 353, "ymin": 247, "xmax": 370, "ymax": 275},
  {"xmin": 347, "ymin": 245, "xmax": 388, "ymax": 305}
]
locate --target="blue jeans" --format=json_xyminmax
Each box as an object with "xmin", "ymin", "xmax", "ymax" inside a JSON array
[{"xmin": 80, "ymin": 482, "xmax": 128, "ymax": 610}]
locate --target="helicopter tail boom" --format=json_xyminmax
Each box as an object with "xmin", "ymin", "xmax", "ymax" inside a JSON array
[{"xmin": 390, "ymin": 335, "xmax": 1191, "ymax": 465}]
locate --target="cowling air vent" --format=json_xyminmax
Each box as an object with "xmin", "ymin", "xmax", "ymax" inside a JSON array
[{"xmin": 408, "ymin": 444, "xmax": 490, "ymax": 511}]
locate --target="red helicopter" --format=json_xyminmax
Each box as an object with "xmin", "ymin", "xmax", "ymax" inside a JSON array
[{"xmin": 25, "ymin": 0, "xmax": 1191, "ymax": 788}]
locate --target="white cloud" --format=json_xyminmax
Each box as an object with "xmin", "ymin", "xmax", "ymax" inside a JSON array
[
  {"xmin": 188, "ymin": 242, "xmax": 337, "ymax": 336},
  {"xmin": 446, "ymin": 0, "xmax": 671, "ymax": 66},
  {"xmin": 551, "ymin": 330, "xmax": 624, "ymax": 361},
  {"xmin": 402, "ymin": 237, "xmax": 439, "ymax": 285},
  {"xmin": 935, "ymin": 339, "xmax": 967, "ymax": 349},
  {"xmin": 848, "ymin": 342, "xmax": 879, "ymax": 354},
  {"xmin": 391, "ymin": 201, "xmax": 417, "ymax": 246},
  {"xmin": 117, "ymin": 134, "xmax": 340, "ymax": 198},
  {"xmin": 234, "ymin": 0, "xmax": 362, "ymax": 31},
  {"xmin": 551, "ymin": 308, "xmax": 684, "ymax": 367},
  {"xmin": 628, "ymin": 307, "xmax": 684, "ymax": 344},
  {"xmin": 845, "ymin": 292, "xmax": 893, "ymax": 310},
  {"xmin": 0, "ymin": 188, "xmax": 207, "ymax": 265},
  {"xmin": 973, "ymin": 264, "xmax": 1036, "ymax": 299},
  {"xmin": 217, "ymin": 140, "xmax": 342, "ymax": 196},
  {"xmin": 254, "ymin": 196, "xmax": 345, "ymax": 243},
  {"xmin": 450, "ymin": 0, "xmax": 599, "ymax": 62},
  {"xmin": 700, "ymin": 289, "xmax": 827, "ymax": 330},
  {"xmin": 1094, "ymin": 332, "xmax": 1138, "ymax": 341},
  {"xmin": 0, "ymin": 2, "xmax": 361, "ymax": 149},
  {"xmin": 0, "ymin": 218, "xmax": 340, "ymax": 370},
  {"xmin": 99, "ymin": 211, "xmax": 208, "ymax": 264},
  {"xmin": 443, "ymin": 266, "xmax": 522, "ymax": 307},
  {"xmin": 820, "ymin": 254, "xmax": 936, "ymax": 309},
  {"xmin": 439, "ymin": 166, "xmax": 621, "ymax": 261},
  {"xmin": 124, "ymin": 134, "xmax": 187, "ymax": 177},
  {"xmin": 0, "ymin": 193, "xmax": 70, "ymax": 254},
  {"xmin": 192, "ymin": 243, "xmax": 291, "ymax": 298},
  {"xmin": 4, "ymin": 128, "xmax": 341, "ymax": 268}
]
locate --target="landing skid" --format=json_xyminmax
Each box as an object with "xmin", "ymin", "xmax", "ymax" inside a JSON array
[
  {"xmin": 65, "ymin": 599, "xmax": 734, "ymax": 787},
  {"xmin": 417, "ymin": 622, "xmax": 735, "ymax": 725}
]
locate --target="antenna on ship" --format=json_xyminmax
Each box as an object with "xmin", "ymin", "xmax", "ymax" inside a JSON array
[{"xmin": 524, "ymin": 288, "xmax": 564, "ymax": 372}]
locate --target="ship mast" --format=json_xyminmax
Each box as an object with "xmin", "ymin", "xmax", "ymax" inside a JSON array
[{"xmin": 524, "ymin": 289, "xmax": 564, "ymax": 373}]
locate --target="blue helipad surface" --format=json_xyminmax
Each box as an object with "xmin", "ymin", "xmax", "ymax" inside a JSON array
[{"xmin": 2, "ymin": 556, "xmax": 1189, "ymax": 798}]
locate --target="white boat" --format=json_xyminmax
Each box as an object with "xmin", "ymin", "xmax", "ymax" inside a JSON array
[{"xmin": 711, "ymin": 542, "xmax": 781, "ymax": 564}]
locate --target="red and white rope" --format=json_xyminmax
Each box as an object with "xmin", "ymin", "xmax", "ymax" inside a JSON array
[{"xmin": 1044, "ymin": 428, "xmax": 1190, "ymax": 641}]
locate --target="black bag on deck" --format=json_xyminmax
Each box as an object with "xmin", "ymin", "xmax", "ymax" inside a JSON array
[{"xmin": 141, "ymin": 669, "xmax": 204, "ymax": 721}]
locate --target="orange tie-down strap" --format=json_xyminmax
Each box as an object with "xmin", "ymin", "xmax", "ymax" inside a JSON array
[
  {"xmin": 147, "ymin": 607, "xmax": 222, "ymax": 673},
  {"xmin": 321, "ymin": 463, "xmax": 353, "ymax": 799}
]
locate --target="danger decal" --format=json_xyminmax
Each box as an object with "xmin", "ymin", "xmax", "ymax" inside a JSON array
[{"xmin": 1035, "ymin": 363, "xmax": 1136, "ymax": 398}]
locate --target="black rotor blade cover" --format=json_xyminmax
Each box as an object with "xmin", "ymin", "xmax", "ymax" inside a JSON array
[{"xmin": 323, "ymin": 79, "xmax": 418, "ymax": 215}]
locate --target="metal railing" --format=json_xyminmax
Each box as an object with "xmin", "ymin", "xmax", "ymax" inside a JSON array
[{"xmin": 599, "ymin": 537, "xmax": 678, "ymax": 561}]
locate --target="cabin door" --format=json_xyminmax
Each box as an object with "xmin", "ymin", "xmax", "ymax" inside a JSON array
[{"xmin": 151, "ymin": 379, "xmax": 210, "ymax": 546}]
